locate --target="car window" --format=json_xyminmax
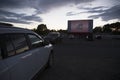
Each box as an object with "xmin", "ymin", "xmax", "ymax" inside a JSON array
[
  {"xmin": 10, "ymin": 34, "xmax": 29, "ymax": 54},
  {"xmin": 5, "ymin": 35, "xmax": 16, "ymax": 56},
  {"xmin": 28, "ymin": 34, "xmax": 43, "ymax": 48}
]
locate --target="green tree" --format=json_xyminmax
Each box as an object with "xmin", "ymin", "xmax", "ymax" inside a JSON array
[
  {"xmin": 37, "ymin": 24, "xmax": 49, "ymax": 35},
  {"xmin": 103, "ymin": 24, "xmax": 112, "ymax": 33},
  {"xmin": 93, "ymin": 27, "xmax": 102, "ymax": 33},
  {"xmin": 37, "ymin": 24, "xmax": 47, "ymax": 31},
  {"xmin": 111, "ymin": 22, "xmax": 120, "ymax": 34}
]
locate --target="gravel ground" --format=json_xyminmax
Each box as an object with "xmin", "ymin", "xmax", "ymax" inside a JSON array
[{"xmin": 35, "ymin": 38, "xmax": 120, "ymax": 80}]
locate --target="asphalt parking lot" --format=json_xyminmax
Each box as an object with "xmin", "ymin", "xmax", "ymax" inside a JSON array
[{"xmin": 36, "ymin": 37, "xmax": 120, "ymax": 80}]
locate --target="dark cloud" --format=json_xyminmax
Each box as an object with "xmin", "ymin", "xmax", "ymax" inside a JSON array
[
  {"xmin": 0, "ymin": 0, "xmax": 95, "ymax": 23},
  {"xmin": 82, "ymin": 6, "xmax": 105, "ymax": 13},
  {"xmin": 86, "ymin": 9, "xmax": 104, "ymax": 13},
  {"xmin": 0, "ymin": 10, "xmax": 42, "ymax": 24},
  {"xmin": 66, "ymin": 6, "xmax": 105, "ymax": 16},
  {"xmin": 38, "ymin": 0, "xmax": 94, "ymax": 10},
  {"xmin": 0, "ymin": 17, "xmax": 31, "ymax": 24},
  {"xmin": 22, "ymin": 15, "xmax": 42, "ymax": 22},
  {"xmin": 0, "ymin": 0, "xmax": 31, "ymax": 9},
  {"xmin": 0, "ymin": 0, "xmax": 95, "ymax": 11},
  {"xmin": 67, "ymin": 4, "xmax": 120, "ymax": 21},
  {"xmin": 88, "ymin": 5, "xmax": 120, "ymax": 21},
  {"xmin": 66, "ymin": 12, "xmax": 81, "ymax": 16},
  {"xmin": 0, "ymin": 0, "xmax": 95, "ymax": 24},
  {"xmin": 77, "ymin": 6, "xmax": 105, "ymax": 10}
]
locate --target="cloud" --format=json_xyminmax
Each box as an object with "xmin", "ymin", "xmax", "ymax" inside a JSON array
[
  {"xmin": 88, "ymin": 5, "xmax": 120, "ymax": 21},
  {"xmin": 38, "ymin": 0, "xmax": 91, "ymax": 9},
  {"xmin": 0, "ymin": 17, "xmax": 31, "ymax": 24},
  {"xmin": 0, "ymin": 10, "xmax": 42, "ymax": 24},
  {"xmin": 2, "ymin": 0, "xmax": 119, "ymax": 25},
  {"xmin": 66, "ymin": 12, "xmax": 81, "ymax": 16},
  {"xmin": 22, "ymin": 15, "xmax": 42, "ymax": 22},
  {"xmin": 0, "ymin": 0, "xmax": 31, "ymax": 9},
  {"xmin": 81, "ymin": 6, "xmax": 106, "ymax": 13},
  {"xmin": 0, "ymin": 0, "xmax": 95, "ymax": 24},
  {"xmin": 0, "ymin": 0, "xmax": 95, "ymax": 12},
  {"xmin": 77, "ymin": 6, "xmax": 105, "ymax": 10},
  {"xmin": 66, "ymin": 6, "xmax": 106, "ymax": 16},
  {"xmin": 66, "ymin": 4, "xmax": 120, "ymax": 21}
]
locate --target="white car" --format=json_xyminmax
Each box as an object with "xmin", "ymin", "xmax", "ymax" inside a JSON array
[{"xmin": 0, "ymin": 25, "xmax": 53, "ymax": 80}]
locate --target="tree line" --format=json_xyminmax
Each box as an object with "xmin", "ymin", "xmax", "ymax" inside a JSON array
[
  {"xmin": 0, "ymin": 22, "xmax": 67, "ymax": 35},
  {"xmin": 32, "ymin": 24, "xmax": 67, "ymax": 35},
  {"xmin": 93, "ymin": 22, "xmax": 120, "ymax": 34},
  {"xmin": 35, "ymin": 22, "xmax": 120, "ymax": 35},
  {"xmin": 1, "ymin": 22, "xmax": 119, "ymax": 35}
]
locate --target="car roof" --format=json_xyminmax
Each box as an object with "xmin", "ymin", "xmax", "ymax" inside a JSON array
[{"xmin": 0, "ymin": 26, "xmax": 34, "ymax": 34}]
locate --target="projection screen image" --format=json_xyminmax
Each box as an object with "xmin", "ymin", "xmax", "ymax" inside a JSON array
[{"xmin": 68, "ymin": 20, "xmax": 93, "ymax": 33}]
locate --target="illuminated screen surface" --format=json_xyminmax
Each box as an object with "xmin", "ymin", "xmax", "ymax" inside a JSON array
[{"xmin": 68, "ymin": 20, "xmax": 93, "ymax": 33}]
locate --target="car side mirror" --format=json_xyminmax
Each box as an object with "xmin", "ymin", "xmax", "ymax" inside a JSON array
[{"xmin": 42, "ymin": 40, "xmax": 50, "ymax": 46}]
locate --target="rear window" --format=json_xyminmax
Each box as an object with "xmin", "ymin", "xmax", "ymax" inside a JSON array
[
  {"xmin": 5, "ymin": 35, "xmax": 15, "ymax": 56},
  {"xmin": 4, "ymin": 34, "xmax": 29, "ymax": 57},
  {"xmin": 11, "ymin": 34, "xmax": 29, "ymax": 54}
]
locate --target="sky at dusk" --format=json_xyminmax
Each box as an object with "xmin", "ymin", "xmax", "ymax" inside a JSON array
[{"xmin": 0, "ymin": 0, "xmax": 120, "ymax": 30}]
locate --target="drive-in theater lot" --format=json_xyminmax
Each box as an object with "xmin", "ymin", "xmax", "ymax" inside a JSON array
[{"xmin": 35, "ymin": 37, "xmax": 120, "ymax": 80}]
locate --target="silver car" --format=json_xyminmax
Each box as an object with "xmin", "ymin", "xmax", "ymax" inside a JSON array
[{"xmin": 0, "ymin": 26, "xmax": 53, "ymax": 80}]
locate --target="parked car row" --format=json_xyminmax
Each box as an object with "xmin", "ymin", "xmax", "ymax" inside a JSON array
[
  {"xmin": 67, "ymin": 34, "xmax": 102, "ymax": 41},
  {"xmin": 0, "ymin": 26, "xmax": 53, "ymax": 80}
]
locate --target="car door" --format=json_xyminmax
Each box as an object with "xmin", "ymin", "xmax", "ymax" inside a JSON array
[
  {"xmin": 3, "ymin": 34, "xmax": 36, "ymax": 80},
  {"xmin": 0, "ymin": 36, "xmax": 10, "ymax": 80},
  {"xmin": 0, "ymin": 33, "xmax": 51, "ymax": 80},
  {"xmin": 27, "ymin": 34, "xmax": 51, "ymax": 75},
  {"xmin": 0, "ymin": 57, "xmax": 10, "ymax": 80}
]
